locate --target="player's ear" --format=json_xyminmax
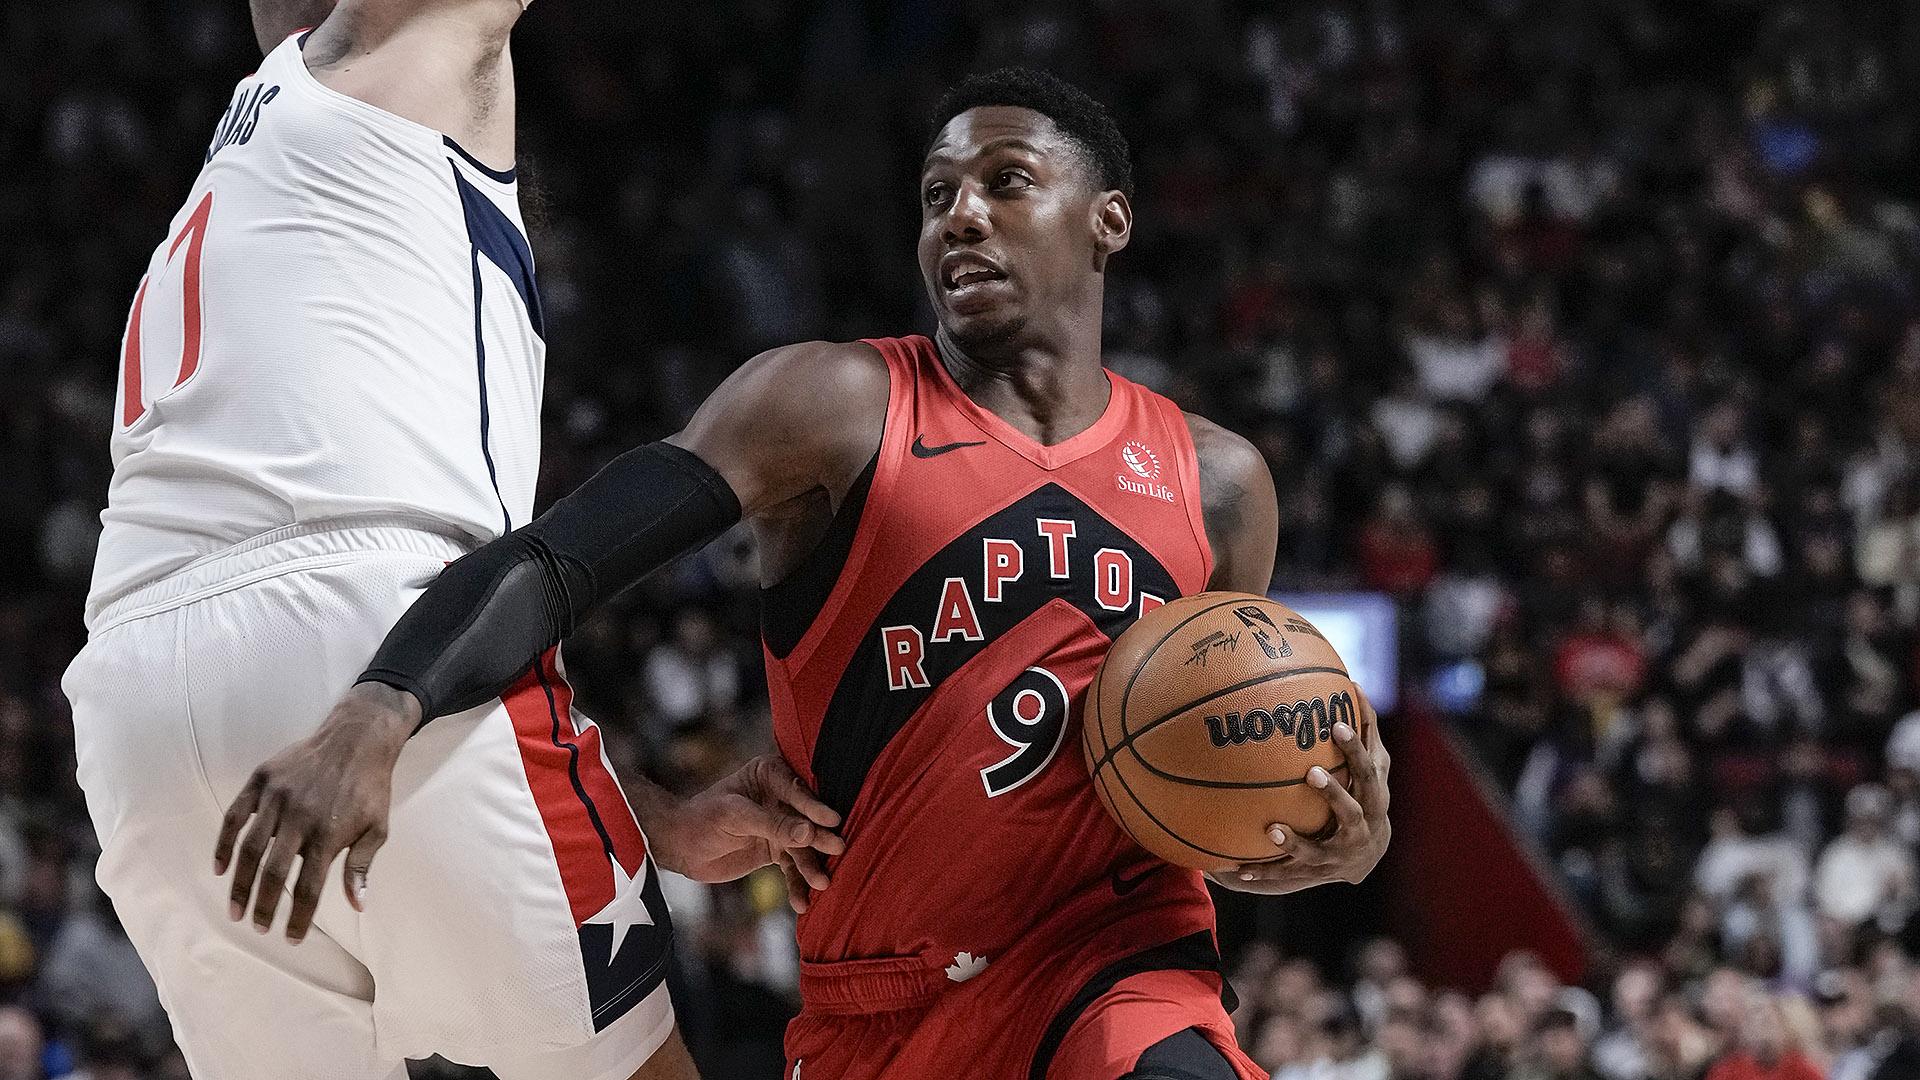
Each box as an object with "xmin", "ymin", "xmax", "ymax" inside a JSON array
[{"xmin": 1092, "ymin": 190, "xmax": 1131, "ymax": 265}]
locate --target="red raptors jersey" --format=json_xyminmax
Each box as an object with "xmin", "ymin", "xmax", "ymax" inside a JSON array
[{"xmin": 764, "ymin": 336, "xmax": 1226, "ymax": 1052}]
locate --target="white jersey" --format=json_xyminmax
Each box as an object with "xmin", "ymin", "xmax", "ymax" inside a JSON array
[{"xmin": 86, "ymin": 33, "xmax": 544, "ymax": 629}]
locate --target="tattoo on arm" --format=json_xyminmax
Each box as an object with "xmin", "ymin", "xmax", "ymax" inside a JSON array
[
  {"xmin": 1201, "ymin": 456, "xmax": 1248, "ymax": 549},
  {"xmin": 1190, "ymin": 418, "xmax": 1278, "ymax": 593}
]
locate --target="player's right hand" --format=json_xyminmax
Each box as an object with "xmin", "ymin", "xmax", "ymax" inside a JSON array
[
  {"xmin": 214, "ymin": 681, "xmax": 419, "ymax": 943},
  {"xmin": 1207, "ymin": 685, "xmax": 1391, "ymax": 895},
  {"xmin": 648, "ymin": 754, "xmax": 846, "ymax": 914}
]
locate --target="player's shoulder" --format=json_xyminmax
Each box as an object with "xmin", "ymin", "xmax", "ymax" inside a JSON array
[
  {"xmin": 726, "ymin": 340, "xmax": 891, "ymax": 429},
  {"xmin": 1182, "ymin": 412, "xmax": 1266, "ymax": 487},
  {"xmin": 745, "ymin": 339, "xmax": 892, "ymax": 401},
  {"xmin": 704, "ymin": 340, "xmax": 891, "ymax": 472}
]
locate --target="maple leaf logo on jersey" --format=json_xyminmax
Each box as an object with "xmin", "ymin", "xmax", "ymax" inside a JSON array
[
  {"xmin": 1121, "ymin": 440, "xmax": 1162, "ymax": 480},
  {"xmin": 945, "ymin": 951, "xmax": 989, "ymax": 983}
]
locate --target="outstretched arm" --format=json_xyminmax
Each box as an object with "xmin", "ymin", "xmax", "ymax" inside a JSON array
[
  {"xmin": 1183, "ymin": 415, "xmax": 1391, "ymax": 895},
  {"xmin": 214, "ymin": 341, "xmax": 889, "ymax": 940},
  {"xmin": 353, "ymin": 339, "xmax": 887, "ymax": 722}
]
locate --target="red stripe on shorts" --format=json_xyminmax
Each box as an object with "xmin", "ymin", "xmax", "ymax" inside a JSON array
[
  {"xmin": 541, "ymin": 651, "xmax": 649, "ymax": 871},
  {"xmin": 500, "ymin": 648, "xmax": 648, "ymax": 927}
]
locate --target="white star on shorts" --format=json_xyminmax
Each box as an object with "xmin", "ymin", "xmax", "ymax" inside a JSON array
[{"xmin": 583, "ymin": 855, "xmax": 652, "ymax": 961}]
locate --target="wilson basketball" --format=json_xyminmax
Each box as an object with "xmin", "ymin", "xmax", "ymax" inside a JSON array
[{"xmin": 1083, "ymin": 592, "xmax": 1360, "ymax": 871}]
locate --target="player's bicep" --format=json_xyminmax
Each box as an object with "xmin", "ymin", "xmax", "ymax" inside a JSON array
[
  {"xmin": 668, "ymin": 341, "xmax": 889, "ymax": 517},
  {"xmin": 1190, "ymin": 417, "xmax": 1278, "ymax": 594},
  {"xmin": 1210, "ymin": 473, "xmax": 1279, "ymax": 595}
]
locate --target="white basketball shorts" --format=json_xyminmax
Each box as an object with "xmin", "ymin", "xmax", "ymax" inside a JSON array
[{"xmin": 63, "ymin": 517, "xmax": 676, "ymax": 1080}]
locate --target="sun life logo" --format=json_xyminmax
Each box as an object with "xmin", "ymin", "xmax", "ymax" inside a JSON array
[
  {"xmin": 1115, "ymin": 439, "xmax": 1176, "ymax": 503},
  {"xmin": 1121, "ymin": 440, "xmax": 1161, "ymax": 481}
]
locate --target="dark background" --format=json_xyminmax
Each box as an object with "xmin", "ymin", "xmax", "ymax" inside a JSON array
[{"xmin": 4, "ymin": 1, "xmax": 1920, "ymax": 1078}]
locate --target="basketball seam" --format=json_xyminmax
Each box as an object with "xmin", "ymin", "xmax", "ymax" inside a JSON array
[
  {"xmin": 1116, "ymin": 596, "xmax": 1250, "ymax": 745},
  {"xmin": 1093, "ymin": 604, "xmax": 1255, "ymax": 862},
  {"xmin": 1097, "ymin": 736, "xmax": 1289, "ymax": 863},
  {"xmin": 1127, "ymin": 755, "xmax": 1352, "ymax": 790},
  {"xmin": 1086, "ymin": 636, "xmax": 1129, "ymax": 827},
  {"xmin": 1093, "ymin": 665, "xmax": 1351, "ymax": 774}
]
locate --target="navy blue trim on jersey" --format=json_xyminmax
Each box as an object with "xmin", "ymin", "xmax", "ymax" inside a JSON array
[
  {"xmin": 296, "ymin": 27, "xmax": 316, "ymax": 48},
  {"xmin": 452, "ymin": 169, "xmax": 544, "ymax": 339},
  {"xmin": 453, "ymin": 164, "xmax": 544, "ymax": 533},
  {"xmin": 444, "ymin": 134, "xmax": 518, "ymax": 183},
  {"xmin": 466, "ymin": 245, "xmax": 513, "ymax": 534}
]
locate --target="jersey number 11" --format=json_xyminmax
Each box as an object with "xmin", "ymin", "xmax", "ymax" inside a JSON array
[{"xmin": 119, "ymin": 190, "xmax": 213, "ymax": 428}]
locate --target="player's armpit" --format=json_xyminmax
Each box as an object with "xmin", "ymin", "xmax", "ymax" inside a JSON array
[
  {"xmin": 246, "ymin": 0, "xmax": 336, "ymax": 53},
  {"xmin": 1185, "ymin": 415, "xmax": 1278, "ymax": 594},
  {"xmin": 667, "ymin": 340, "xmax": 891, "ymax": 520}
]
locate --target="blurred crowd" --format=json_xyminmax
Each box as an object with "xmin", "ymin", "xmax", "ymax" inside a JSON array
[
  {"xmin": 1230, "ymin": 939, "xmax": 1920, "ymax": 1080},
  {"xmin": 6, "ymin": 0, "xmax": 1920, "ymax": 1077}
]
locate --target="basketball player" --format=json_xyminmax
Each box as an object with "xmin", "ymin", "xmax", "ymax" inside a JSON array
[
  {"xmin": 231, "ymin": 69, "xmax": 1392, "ymax": 1078},
  {"xmin": 61, "ymin": 2, "xmax": 845, "ymax": 1078}
]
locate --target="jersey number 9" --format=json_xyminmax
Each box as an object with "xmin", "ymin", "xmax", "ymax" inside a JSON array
[{"xmin": 980, "ymin": 666, "xmax": 1071, "ymax": 798}]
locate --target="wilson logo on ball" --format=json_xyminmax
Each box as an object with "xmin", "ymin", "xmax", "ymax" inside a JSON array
[{"xmin": 1204, "ymin": 690, "xmax": 1356, "ymax": 750}]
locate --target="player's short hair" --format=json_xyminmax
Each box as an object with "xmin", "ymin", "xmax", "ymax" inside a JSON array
[{"xmin": 929, "ymin": 68, "xmax": 1133, "ymax": 196}]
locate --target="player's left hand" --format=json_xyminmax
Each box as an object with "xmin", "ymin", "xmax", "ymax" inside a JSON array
[
  {"xmin": 647, "ymin": 754, "xmax": 846, "ymax": 913},
  {"xmin": 1208, "ymin": 686, "xmax": 1390, "ymax": 895},
  {"xmin": 214, "ymin": 681, "xmax": 419, "ymax": 943}
]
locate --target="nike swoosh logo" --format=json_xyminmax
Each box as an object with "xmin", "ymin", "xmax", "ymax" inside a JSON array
[
  {"xmin": 1111, "ymin": 863, "xmax": 1163, "ymax": 896},
  {"xmin": 911, "ymin": 435, "xmax": 987, "ymax": 458}
]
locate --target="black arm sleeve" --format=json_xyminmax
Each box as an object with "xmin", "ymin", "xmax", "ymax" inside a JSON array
[{"xmin": 356, "ymin": 441, "xmax": 742, "ymax": 722}]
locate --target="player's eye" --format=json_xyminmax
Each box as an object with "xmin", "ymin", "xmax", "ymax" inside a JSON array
[
  {"xmin": 994, "ymin": 170, "xmax": 1033, "ymax": 190},
  {"xmin": 924, "ymin": 182, "xmax": 951, "ymax": 208}
]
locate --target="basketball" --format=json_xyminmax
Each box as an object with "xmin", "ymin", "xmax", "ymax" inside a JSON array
[{"xmin": 1083, "ymin": 592, "xmax": 1361, "ymax": 871}]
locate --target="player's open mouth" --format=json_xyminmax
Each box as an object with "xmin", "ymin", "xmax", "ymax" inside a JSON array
[{"xmin": 940, "ymin": 253, "xmax": 1008, "ymax": 294}]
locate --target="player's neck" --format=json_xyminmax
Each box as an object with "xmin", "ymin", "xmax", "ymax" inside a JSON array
[{"xmin": 934, "ymin": 321, "xmax": 1111, "ymax": 448}]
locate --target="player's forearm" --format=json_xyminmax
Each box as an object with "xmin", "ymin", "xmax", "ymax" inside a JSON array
[
  {"xmin": 618, "ymin": 770, "xmax": 681, "ymax": 834},
  {"xmin": 356, "ymin": 441, "xmax": 742, "ymax": 724},
  {"xmin": 355, "ymin": 530, "xmax": 581, "ymax": 719}
]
